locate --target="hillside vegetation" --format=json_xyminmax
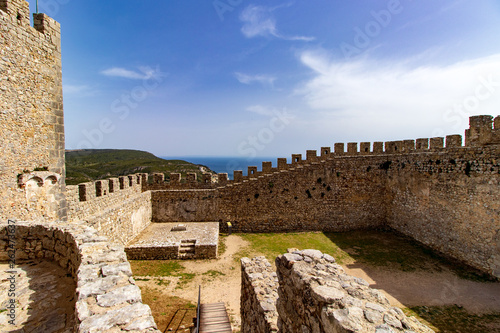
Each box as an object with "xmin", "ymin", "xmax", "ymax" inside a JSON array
[{"xmin": 65, "ymin": 149, "xmax": 212, "ymax": 185}]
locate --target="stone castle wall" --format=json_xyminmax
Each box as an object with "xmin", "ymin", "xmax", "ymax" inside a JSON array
[
  {"xmin": 385, "ymin": 143, "xmax": 500, "ymax": 278},
  {"xmin": 150, "ymin": 116, "xmax": 500, "ymax": 277},
  {"xmin": 240, "ymin": 251, "xmax": 434, "ymax": 333},
  {"xmin": 151, "ymin": 189, "xmax": 219, "ymax": 222},
  {"xmin": 66, "ymin": 173, "xmax": 152, "ymax": 246},
  {"xmin": 0, "ymin": 3, "xmax": 498, "ymax": 332},
  {"xmin": 0, "ymin": 0, "xmax": 66, "ymax": 222}
]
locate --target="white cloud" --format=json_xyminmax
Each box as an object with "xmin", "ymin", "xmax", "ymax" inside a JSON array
[
  {"xmin": 100, "ymin": 66, "xmax": 162, "ymax": 80},
  {"xmin": 63, "ymin": 84, "xmax": 99, "ymax": 97},
  {"xmin": 240, "ymin": 5, "xmax": 314, "ymax": 41},
  {"xmin": 296, "ymin": 51, "xmax": 500, "ymax": 141},
  {"xmin": 64, "ymin": 84, "xmax": 90, "ymax": 94},
  {"xmin": 235, "ymin": 72, "xmax": 276, "ymax": 87},
  {"xmin": 246, "ymin": 105, "xmax": 278, "ymax": 116},
  {"xmin": 240, "ymin": 5, "xmax": 278, "ymax": 38}
]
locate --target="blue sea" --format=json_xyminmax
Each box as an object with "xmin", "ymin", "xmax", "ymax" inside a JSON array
[{"xmin": 162, "ymin": 156, "xmax": 282, "ymax": 180}]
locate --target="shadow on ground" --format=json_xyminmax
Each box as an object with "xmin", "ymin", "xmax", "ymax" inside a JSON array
[{"xmin": 323, "ymin": 229, "xmax": 500, "ymax": 332}]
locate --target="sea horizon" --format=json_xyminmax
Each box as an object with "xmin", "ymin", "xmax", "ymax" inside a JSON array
[{"xmin": 161, "ymin": 156, "xmax": 283, "ymax": 179}]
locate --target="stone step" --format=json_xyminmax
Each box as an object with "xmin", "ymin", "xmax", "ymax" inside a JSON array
[{"xmin": 179, "ymin": 239, "xmax": 196, "ymax": 255}]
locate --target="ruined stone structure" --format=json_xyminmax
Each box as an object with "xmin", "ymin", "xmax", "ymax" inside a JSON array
[
  {"xmin": 0, "ymin": 0, "xmax": 499, "ymax": 331},
  {"xmin": 240, "ymin": 256, "xmax": 279, "ymax": 332},
  {"xmin": 240, "ymin": 250, "xmax": 435, "ymax": 332}
]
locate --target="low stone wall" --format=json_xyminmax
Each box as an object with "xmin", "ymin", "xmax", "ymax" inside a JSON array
[
  {"xmin": 126, "ymin": 245, "xmax": 179, "ymax": 260},
  {"xmin": 0, "ymin": 221, "xmax": 160, "ymax": 332},
  {"xmin": 196, "ymin": 244, "xmax": 217, "ymax": 258},
  {"xmin": 240, "ymin": 256, "xmax": 279, "ymax": 333},
  {"xmin": 125, "ymin": 222, "xmax": 219, "ymax": 260},
  {"xmin": 274, "ymin": 249, "xmax": 434, "ymax": 333},
  {"xmin": 125, "ymin": 244, "xmax": 217, "ymax": 260}
]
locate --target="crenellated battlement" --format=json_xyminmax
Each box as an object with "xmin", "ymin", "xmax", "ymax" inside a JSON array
[
  {"xmin": 33, "ymin": 12, "xmax": 61, "ymax": 49},
  {"xmin": 0, "ymin": 0, "xmax": 30, "ymax": 26},
  {"xmin": 0, "ymin": 0, "xmax": 61, "ymax": 47},
  {"xmin": 144, "ymin": 171, "xmax": 229, "ymax": 191},
  {"xmin": 222, "ymin": 115, "xmax": 498, "ymax": 183},
  {"xmin": 65, "ymin": 173, "xmax": 152, "ymax": 245},
  {"xmin": 465, "ymin": 115, "xmax": 500, "ymax": 146},
  {"xmin": 66, "ymin": 173, "xmax": 147, "ymax": 203},
  {"xmin": 148, "ymin": 115, "xmax": 499, "ymax": 279}
]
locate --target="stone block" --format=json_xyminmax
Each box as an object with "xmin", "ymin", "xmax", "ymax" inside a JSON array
[
  {"xmin": 347, "ymin": 143, "xmax": 358, "ymax": 155},
  {"xmin": 334, "ymin": 143, "xmax": 345, "ymax": 154},
  {"xmin": 360, "ymin": 142, "xmax": 371, "ymax": 154}
]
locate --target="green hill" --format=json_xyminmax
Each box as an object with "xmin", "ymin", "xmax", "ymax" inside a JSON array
[{"xmin": 65, "ymin": 149, "xmax": 213, "ymax": 185}]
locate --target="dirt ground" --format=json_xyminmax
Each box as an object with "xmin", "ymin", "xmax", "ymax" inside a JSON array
[
  {"xmin": 134, "ymin": 235, "xmax": 248, "ymax": 331},
  {"xmin": 343, "ymin": 265, "xmax": 500, "ymax": 314},
  {"xmin": 134, "ymin": 235, "xmax": 500, "ymax": 332}
]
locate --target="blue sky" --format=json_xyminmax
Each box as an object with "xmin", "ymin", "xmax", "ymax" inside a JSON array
[{"xmin": 27, "ymin": 0, "xmax": 500, "ymax": 158}]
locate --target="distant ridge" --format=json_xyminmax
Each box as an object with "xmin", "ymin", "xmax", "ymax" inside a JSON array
[{"xmin": 65, "ymin": 149, "xmax": 214, "ymax": 185}]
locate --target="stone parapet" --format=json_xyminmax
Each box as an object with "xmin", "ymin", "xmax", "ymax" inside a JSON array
[
  {"xmin": 66, "ymin": 174, "xmax": 152, "ymax": 246},
  {"xmin": 275, "ymin": 249, "xmax": 434, "ymax": 333},
  {"xmin": 0, "ymin": 221, "xmax": 160, "ymax": 332}
]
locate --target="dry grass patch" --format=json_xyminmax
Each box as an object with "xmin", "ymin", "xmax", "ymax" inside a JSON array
[
  {"xmin": 139, "ymin": 285, "xmax": 196, "ymax": 332},
  {"xmin": 130, "ymin": 260, "xmax": 184, "ymax": 277}
]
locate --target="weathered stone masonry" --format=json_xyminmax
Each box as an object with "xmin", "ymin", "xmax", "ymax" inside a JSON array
[
  {"xmin": 0, "ymin": 1, "xmax": 499, "ymax": 331},
  {"xmin": 0, "ymin": 221, "xmax": 160, "ymax": 332},
  {"xmin": 149, "ymin": 116, "xmax": 500, "ymax": 278},
  {"xmin": 240, "ymin": 256, "xmax": 279, "ymax": 333},
  {"xmin": 241, "ymin": 250, "xmax": 435, "ymax": 333},
  {"xmin": 0, "ymin": 2, "xmax": 160, "ymax": 331},
  {"xmin": 0, "ymin": 0, "xmax": 66, "ymax": 222},
  {"xmin": 66, "ymin": 173, "xmax": 152, "ymax": 246}
]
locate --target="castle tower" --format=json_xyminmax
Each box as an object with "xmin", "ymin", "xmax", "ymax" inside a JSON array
[{"xmin": 0, "ymin": 0, "xmax": 66, "ymax": 222}]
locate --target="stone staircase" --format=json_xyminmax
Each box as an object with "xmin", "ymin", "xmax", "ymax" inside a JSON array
[{"xmin": 179, "ymin": 239, "xmax": 196, "ymax": 258}]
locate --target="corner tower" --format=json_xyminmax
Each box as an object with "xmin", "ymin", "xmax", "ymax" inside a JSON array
[{"xmin": 0, "ymin": 0, "xmax": 66, "ymax": 221}]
